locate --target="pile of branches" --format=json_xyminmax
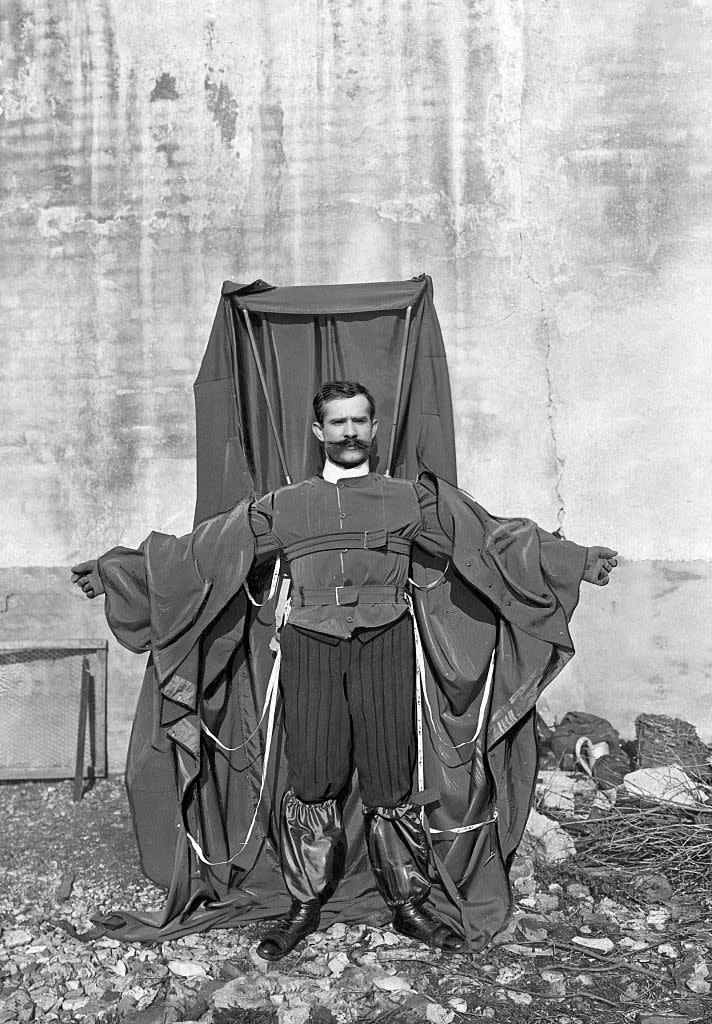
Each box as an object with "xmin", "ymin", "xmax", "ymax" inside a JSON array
[{"xmin": 560, "ymin": 795, "xmax": 712, "ymax": 899}]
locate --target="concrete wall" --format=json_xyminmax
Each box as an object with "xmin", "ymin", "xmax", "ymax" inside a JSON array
[{"xmin": 1, "ymin": 0, "xmax": 711, "ymax": 768}]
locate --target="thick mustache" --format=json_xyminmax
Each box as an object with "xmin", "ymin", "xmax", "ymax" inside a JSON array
[{"xmin": 331, "ymin": 439, "xmax": 369, "ymax": 449}]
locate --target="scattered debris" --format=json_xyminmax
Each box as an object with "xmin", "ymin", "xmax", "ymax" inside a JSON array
[
  {"xmin": 56, "ymin": 871, "xmax": 76, "ymax": 901},
  {"xmin": 623, "ymin": 765, "xmax": 710, "ymax": 808},
  {"xmin": 571, "ymin": 936, "xmax": 615, "ymax": 954},
  {"xmin": 537, "ymin": 769, "xmax": 596, "ymax": 814},
  {"xmin": 3, "ymin": 928, "xmax": 33, "ymax": 948},
  {"xmin": 548, "ymin": 711, "xmax": 624, "ymax": 771},
  {"xmin": 635, "ymin": 712, "xmax": 712, "ymax": 783},
  {"xmin": 560, "ymin": 792, "xmax": 712, "ymax": 898},
  {"xmin": 1, "ymin": 747, "xmax": 711, "ymax": 1024},
  {"xmin": 685, "ymin": 958, "xmax": 711, "ymax": 995},
  {"xmin": 520, "ymin": 806, "xmax": 576, "ymax": 864},
  {"xmin": 166, "ymin": 960, "xmax": 209, "ymax": 979}
]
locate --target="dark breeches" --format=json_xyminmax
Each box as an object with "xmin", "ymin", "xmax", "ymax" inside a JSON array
[{"xmin": 279, "ymin": 615, "xmax": 416, "ymax": 807}]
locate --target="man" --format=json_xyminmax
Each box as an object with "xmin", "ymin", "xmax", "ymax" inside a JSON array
[{"xmin": 72, "ymin": 380, "xmax": 617, "ymax": 960}]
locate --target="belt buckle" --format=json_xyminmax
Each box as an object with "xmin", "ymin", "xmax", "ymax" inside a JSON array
[{"xmin": 335, "ymin": 585, "xmax": 358, "ymax": 606}]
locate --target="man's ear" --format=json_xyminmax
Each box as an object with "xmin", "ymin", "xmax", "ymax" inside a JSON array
[{"xmin": 312, "ymin": 421, "xmax": 325, "ymax": 443}]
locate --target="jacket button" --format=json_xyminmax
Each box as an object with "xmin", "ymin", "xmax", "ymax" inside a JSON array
[
  {"xmin": 342, "ymin": 548, "xmax": 348, "ymax": 554},
  {"xmin": 466, "ymin": 561, "xmax": 471, "ymax": 567},
  {"xmin": 339, "ymin": 512, "xmax": 348, "ymax": 519},
  {"xmin": 346, "ymin": 616, "xmax": 353, "ymax": 622}
]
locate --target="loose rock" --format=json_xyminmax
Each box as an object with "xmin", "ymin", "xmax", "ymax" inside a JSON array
[
  {"xmin": 3, "ymin": 928, "xmax": 33, "ymax": 949},
  {"xmin": 521, "ymin": 809, "xmax": 576, "ymax": 865},
  {"xmin": 166, "ymin": 960, "xmax": 208, "ymax": 979},
  {"xmin": 571, "ymin": 936, "xmax": 615, "ymax": 954}
]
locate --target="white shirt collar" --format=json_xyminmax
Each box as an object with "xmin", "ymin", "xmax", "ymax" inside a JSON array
[{"xmin": 322, "ymin": 456, "xmax": 370, "ymax": 484}]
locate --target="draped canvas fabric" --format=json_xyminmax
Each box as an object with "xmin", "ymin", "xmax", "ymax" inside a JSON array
[
  {"xmin": 95, "ymin": 276, "xmax": 586, "ymax": 949},
  {"xmin": 193, "ymin": 275, "xmax": 455, "ymax": 522}
]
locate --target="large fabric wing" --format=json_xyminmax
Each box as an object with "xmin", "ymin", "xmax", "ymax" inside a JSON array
[{"xmin": 93, "ymin": 277, "xmax": 586, "ymax": 948}]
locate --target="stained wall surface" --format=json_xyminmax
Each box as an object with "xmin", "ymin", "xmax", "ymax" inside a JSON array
[{"xmin": 1, "ymin": 0, "xmax": 711, "ymax": 767}]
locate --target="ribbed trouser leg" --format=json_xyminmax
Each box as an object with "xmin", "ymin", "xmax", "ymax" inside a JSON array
[
  {"xmin": 279, "ymin": 618, "xmax": 415, "ymax": 807},
  {"xmin": 347, "ymin": 616, "xmax": 415, "ymax": 808},
  {"xmin": 280, "ymin": 624, "xmax": 352, "ymax": 802}
]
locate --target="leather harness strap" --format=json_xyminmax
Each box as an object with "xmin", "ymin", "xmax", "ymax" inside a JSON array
[
  {"xmin": 284, "ymin": 530, "xmax": 411, "ymax": 561},
  {"xmin": 296, "ymin": 584, "xmax": 408, "ymax": 607}
]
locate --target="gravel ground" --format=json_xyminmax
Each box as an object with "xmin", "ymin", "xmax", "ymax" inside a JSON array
[{"xmin": 1, "ymin": 777, "xmax": 711, "ymax": 1024}]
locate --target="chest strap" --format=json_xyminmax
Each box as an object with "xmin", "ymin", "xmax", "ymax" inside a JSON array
[
  {"xmin": 284, "ymin": 529, "xmax": 411, "ymax": 561},
  {"xmin": 297, "ymin": 585, "xmax": 408, "ymax": 607}
]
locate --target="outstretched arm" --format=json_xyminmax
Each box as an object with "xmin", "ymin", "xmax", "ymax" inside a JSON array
[
  {"xmin": 72, "ymin": 547, "xmax": 151, "ymax": 654},
  {"xmin": 414, "ymin": 477, "xmax": 618, "ymax": 589},
  {"xmin": 414, "ymin": 472, "xmax": 618, "ymax": 637},
  {"xmin": 69, "ymin": 495, "xmax": 278, "ymax": 602},
  {"xmin": 69, "ymin": 499, "xmax": 260, "ymax": 662}
]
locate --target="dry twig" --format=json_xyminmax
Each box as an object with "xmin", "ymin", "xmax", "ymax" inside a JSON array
[{"xmin": 557, "ymin": 795, "xmax": 712, "ymax": 899}]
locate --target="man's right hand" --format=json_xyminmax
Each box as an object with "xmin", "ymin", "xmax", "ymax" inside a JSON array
[{"xmin": 71, "ymin": 560, "xmax": 105, "ymax": 599}]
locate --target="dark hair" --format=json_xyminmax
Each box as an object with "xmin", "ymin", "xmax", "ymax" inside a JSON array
[{"xmin": 313, "ymin": 380, "xmax": 376, "ymax": 424}]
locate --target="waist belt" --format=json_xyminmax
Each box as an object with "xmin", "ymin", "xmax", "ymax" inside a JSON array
[
  {"xmin": 297, "ymin": 585, "xmax": 408, "ymax": 607},
  {"xmin": 284, "ymin": 529, "xmax": 412, "ymax": 561}
]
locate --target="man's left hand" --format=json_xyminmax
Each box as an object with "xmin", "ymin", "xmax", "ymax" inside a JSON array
[{"xmin": 583, "ymin": 546, "xmax": 618, "ymax": 586}]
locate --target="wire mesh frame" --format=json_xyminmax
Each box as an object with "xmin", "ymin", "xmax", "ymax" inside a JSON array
[{"xmin": 0, "ymin": 640, "xmax": 108, "ymax": 783}]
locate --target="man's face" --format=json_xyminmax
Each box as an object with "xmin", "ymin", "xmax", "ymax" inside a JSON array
[{"xmin": 312, "ymin": 394, "xmax": 378, "ymax": 468}]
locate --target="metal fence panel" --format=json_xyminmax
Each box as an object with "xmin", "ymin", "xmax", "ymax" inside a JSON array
[{"xmin": 0, "ymin": 640, "xmax": 108, "ymax": 782}]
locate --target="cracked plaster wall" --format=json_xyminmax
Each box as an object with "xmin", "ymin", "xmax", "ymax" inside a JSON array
[{"xmin": 1, "ymin": 0, "xmax": 711, "ymax": 765}]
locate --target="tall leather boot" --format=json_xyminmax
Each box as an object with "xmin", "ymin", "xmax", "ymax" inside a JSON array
[
  {"xmin": 364, "ymin": 803, "xmax": 466, "ymax": 953},
  {"xmin": 256, "ymin": 791, "xmax": 347, "ymax": 961}
]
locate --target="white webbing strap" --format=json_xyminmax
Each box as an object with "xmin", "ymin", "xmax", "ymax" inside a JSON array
[
  {"xmin": 406, "ymin": 594, "xmax": 497, "ymax": 836},
  {"xmin": 244, "ymin": 556, "xmax": 281, "ymax": 607},
  {"xmin": 406, "ymin": 593, "xmax": 495, "ymax": 752},
  {"xmin": 415, "ymin": 621, "xmax": 425, "ymax": 817},
  {"xmin": 187, "ymin": 584, "xmax": 291, "ymax": 867},
  {"xmin": 200, "ymin": 588, "xmax": 292, "ymax": 752},
  {"xmin": 407, "ymin": 560, "xmax": 450, "ymax": 592},
  {"xmin": 186, "ymin": 646, "xmax": 281, "ymax": 867}
]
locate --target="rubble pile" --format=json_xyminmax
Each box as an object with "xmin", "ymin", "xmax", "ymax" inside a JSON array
[{"xmin": 534, "ymin": 711, "xmax": 712, "ymax": 901}]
